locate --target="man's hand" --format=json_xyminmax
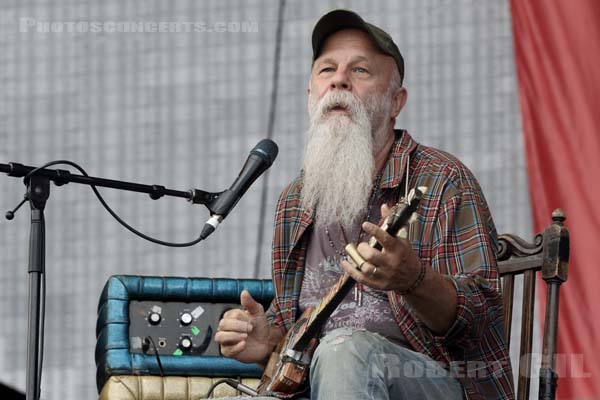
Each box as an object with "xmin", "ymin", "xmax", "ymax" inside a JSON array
[
  {"xmin": 340, "ymin": 203, "xmax": 422, "ymax": 292},
  {"xmin": 340, "ymin": 203, "xmax": 458, "ymax": 334},
  {"xmin": 215, "ymin": 290, "xmax": 274, "ymax": 364}
]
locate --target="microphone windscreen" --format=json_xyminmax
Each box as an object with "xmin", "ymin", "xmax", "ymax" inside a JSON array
[{"xmin": 251, "ymin": 139, "xmax": 278, "ymax": 166}]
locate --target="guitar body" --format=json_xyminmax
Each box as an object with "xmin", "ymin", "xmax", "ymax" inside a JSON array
[{"xmin": 257, "ymin": 308, "xmax": 318, "ymax": 398}]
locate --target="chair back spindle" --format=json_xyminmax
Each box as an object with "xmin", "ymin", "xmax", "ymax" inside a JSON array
[{"xmin": 496, "ymin": 209, "xmax": 569, "ymax": 400}]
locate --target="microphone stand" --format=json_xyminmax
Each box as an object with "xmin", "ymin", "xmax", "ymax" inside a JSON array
[{"xmin": 0, "ymin": 162, "xmax": 222, "ymax": 400}]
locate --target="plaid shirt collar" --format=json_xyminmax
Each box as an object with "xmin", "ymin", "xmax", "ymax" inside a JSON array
[{"xmin": 381, "ymin": 129, "xmax": 418, "ymax": 189}]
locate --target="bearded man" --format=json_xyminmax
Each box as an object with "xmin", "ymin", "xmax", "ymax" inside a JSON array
[{"xmin": 216, "ymin": 10, "xmax": 515, "ymax": 400}]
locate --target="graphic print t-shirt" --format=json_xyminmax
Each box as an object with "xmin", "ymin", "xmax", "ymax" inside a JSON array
[{"xmin": 298, "ymin": 190, "xmax": 409, "ymax": 347}]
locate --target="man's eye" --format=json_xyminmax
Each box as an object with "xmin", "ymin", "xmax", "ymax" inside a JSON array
[
  {"xmin": 354, "ymin": 67, "xmax": 369, "ymax": 74},
  {"xmin": 320, "ymin": 67, "xmax": 334, "ymax": 73}
]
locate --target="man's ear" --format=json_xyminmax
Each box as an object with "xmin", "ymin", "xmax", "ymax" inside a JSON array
[{"xmin": 391, "ymin": 86, "xmax": 408, "ymax": 118}]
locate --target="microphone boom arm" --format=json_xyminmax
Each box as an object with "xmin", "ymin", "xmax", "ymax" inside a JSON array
[{"xmin": 0, "ymin": 162, "xmax": 223, "ymax": 206}]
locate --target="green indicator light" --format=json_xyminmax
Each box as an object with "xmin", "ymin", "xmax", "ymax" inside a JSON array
[
  {"xmin": 173, "ymin": 348, "xmax": 183, "ymax": 356},
  {"xmin": 191, "ymin": 326, "xmax": 200, "ymax": 336}
]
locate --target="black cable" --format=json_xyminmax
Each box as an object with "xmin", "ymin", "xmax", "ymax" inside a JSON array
[
  {"xmin": 202, "ymin": 377, "xmax": 258, "ymax": 398},
  {"xmin": 203, "ymin": 378, "xmax": 236, "ymax": 398},
  {"xmin": 253, "ymin": 0, "xmax": 286, "ymax": 277},
  {"xmin": 224, "ymin": 377, "xmax": 259, "ymax": 396},
  {"xmin": 144, "ymin": 336, "xmax": 164, "ymax": 377},
  {"xmin": 21, "ymin": 160, "xmax": 205, "ymax": 247}
]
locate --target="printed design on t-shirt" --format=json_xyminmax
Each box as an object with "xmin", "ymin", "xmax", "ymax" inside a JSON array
[{"xmin": 301, "ymin": 256, "xmax": 396, "ymax": 333}]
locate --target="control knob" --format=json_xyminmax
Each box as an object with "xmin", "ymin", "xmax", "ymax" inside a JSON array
[
  {"xmin": 180, "ymin": 312, "xmax": 193, "ymax": 326},
  {"xmin": 148, "ymin": 312, "xmax": 161, "ymax": 325},
  {"xmin": 179, "ymin": 336, "xmax": 193, "ymax": 351}
]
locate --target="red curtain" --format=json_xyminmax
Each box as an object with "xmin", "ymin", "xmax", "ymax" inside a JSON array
[{"xmin": 510, "ymin": 0, "xmax": 600, "ymax": 398}]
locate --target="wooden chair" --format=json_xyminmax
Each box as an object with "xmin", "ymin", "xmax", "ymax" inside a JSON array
[{"xmin": 497, "ymin": 209, "xmax": 569, "ymax": 400}]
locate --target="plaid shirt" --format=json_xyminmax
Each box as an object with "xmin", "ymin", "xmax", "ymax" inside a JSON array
[{"xmin": 266, "ymin": 130, "xmax": 514, "ymax": 400}]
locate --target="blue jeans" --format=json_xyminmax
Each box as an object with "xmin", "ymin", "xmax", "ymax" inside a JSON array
[
  {"xmin": 230, "ymin": 328, "xmax": 463, "ymax": 399},
  {"xmin": 308, "ymin": 328, "xmax": 463, "ymax": 399}
]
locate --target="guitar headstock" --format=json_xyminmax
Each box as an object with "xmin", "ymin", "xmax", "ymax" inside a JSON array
[
  {"xmin": 368, "ymin": 186, "xmax": 427, "ymax": 247},
  {"xmin": 345, "ymin": 186, "xmax": 426, "ymax": 269}
]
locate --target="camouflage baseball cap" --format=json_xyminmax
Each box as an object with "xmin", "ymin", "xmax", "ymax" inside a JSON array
[{"xmin": 312, "ymin": 9, "xmax": 404, "ymax": 84}]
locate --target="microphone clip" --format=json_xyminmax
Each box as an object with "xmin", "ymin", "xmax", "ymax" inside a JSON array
[{"xmin": 187, "ymin": 189, "xmax": 223, "ymax": 205}]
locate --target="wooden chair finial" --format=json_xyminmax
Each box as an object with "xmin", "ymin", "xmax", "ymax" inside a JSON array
[{"xmin": 551, "ymin": 208, "xmax": 566, "ymax": 224}]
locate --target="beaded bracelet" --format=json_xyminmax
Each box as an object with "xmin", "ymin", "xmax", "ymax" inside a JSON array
[{"xmin": 398, "ymin": 262, "xmax": 427, "ymax": 295}]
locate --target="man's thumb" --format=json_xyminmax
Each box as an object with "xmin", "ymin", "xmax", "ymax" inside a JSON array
[
  {"xmin": 240, "ymin": 290, "xmax": 263, "ymax": 316},
  {"xmin": 381, "ymin": 203, "xmax": 392, "ymax": 219}
]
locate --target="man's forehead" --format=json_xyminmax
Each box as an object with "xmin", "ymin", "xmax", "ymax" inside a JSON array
[
  {"xmin": 313, "ymin": 29, "xmax": 397, "ymax": 74},
  {"xmin": 315, "ymin": 54, "xmax": 370, "ymax": 66},
  {"xmin": 317, "ymin": 28, "xmax": 383, "ymax": 58}
]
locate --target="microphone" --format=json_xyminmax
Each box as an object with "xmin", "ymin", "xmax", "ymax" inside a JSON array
[{"xmin": 200, "ymin": 139, "xmax": 278, "ymax": 240}]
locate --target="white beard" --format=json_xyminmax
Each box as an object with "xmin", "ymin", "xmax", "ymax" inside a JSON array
[{"xmin": 301, "ymin": 89, "xmax": 392, "ymax": 230}]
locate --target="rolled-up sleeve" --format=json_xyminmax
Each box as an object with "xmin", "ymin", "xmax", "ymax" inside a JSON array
[
  {"xmin": 265, "ymin": 298, "xmax": 287, "ymax": 336},
  {"xmin": 429, "ymin": 186, "xmax": 503, "ymax": 351}
]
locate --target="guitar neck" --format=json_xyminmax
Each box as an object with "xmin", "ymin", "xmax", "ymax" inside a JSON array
[{"xmin": 292, "ymin": 273, "xmax": 356, "ymax": 351}]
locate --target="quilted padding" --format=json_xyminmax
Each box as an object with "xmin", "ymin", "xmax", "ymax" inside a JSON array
[
  {"xmin": 99, "ymin": 376, "xmax": 261, "ymax": 399},
  {"xmin": 95, "ymin": 275, "xmax": 274, "ymax": 393}
]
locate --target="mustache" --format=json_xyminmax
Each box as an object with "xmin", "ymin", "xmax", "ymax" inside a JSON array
[
  {"xmin": 311, "ymin": 91, "xmax": 363, "ymax": 121},
  {"xmin": 323, "ymin": 98, "xmax": 350, "ymax": 112}
]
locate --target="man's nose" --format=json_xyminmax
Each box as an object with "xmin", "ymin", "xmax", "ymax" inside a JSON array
[{"xmin": 329, "ymin": 68, "xmax": 351, "ymax": 91}]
